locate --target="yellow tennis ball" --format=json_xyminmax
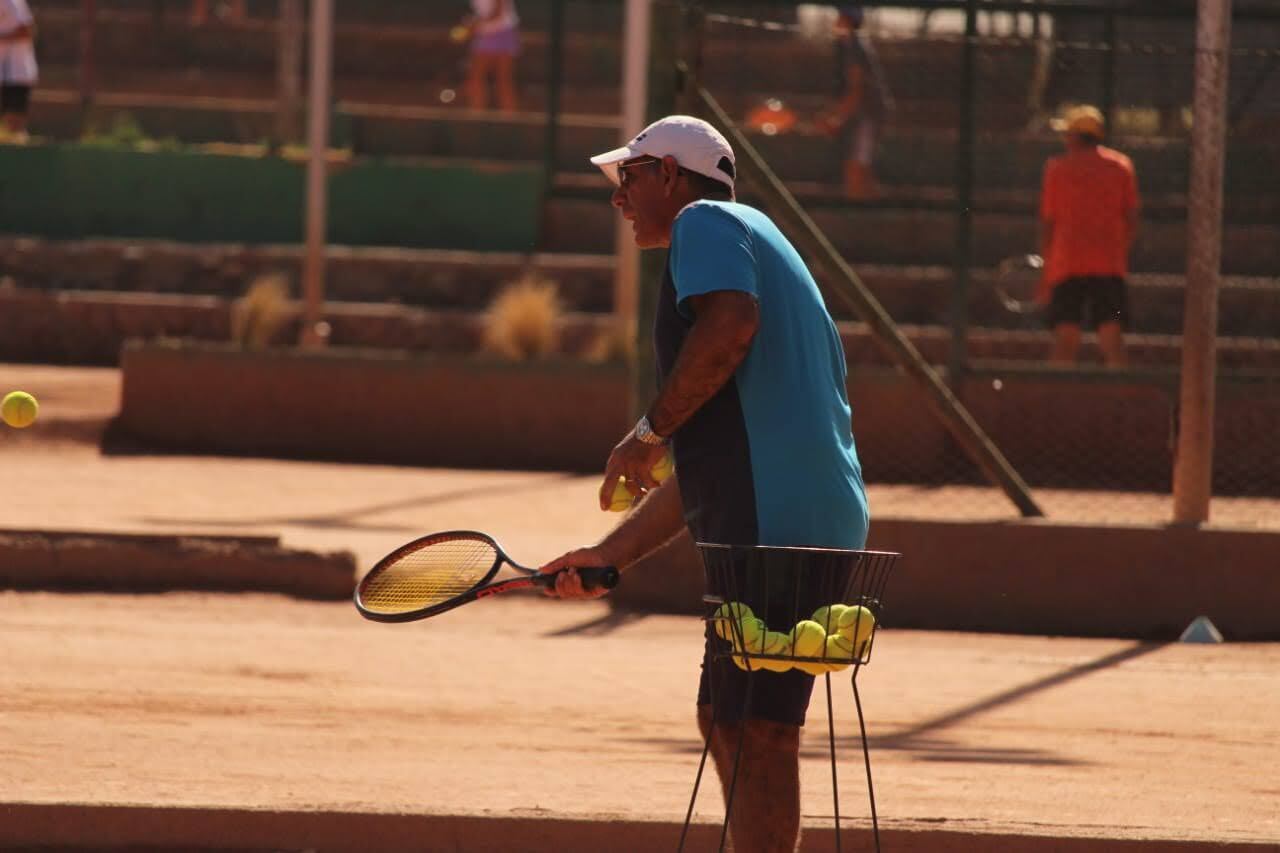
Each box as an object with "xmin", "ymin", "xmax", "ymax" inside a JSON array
[
  {"xmin": 756, "ymin": 629, "xmax": 794, "ymax": 672},
  {"xmin": 713, "ymin": 602, "xmax": 754, "ymax": 642},
  {"xmin": 790, "ymin": 619, "xmax": 826, "ymax": 659},
  {"xmin": 737, "ymin": 615, "xmax": 765, "ymax": 647},
  {"xmin": 811, "ymin": 603, "xmax": 848, "ymax": 635},
  {"xmin": 449, "ymin": 24, "xmax": 471, "ymax": 43},
  {"xmin": 837, "ymin": 605, "xmax": 877, "ymax": 653},
  {"xmin": 1, "ymin": 391, "xmax": 38, "ymax": 429},
  {"xmin": 822, "ymin": 634, "xmax": 856, "ymax": 672},
  {"xmin": 732, "ymin": 622, "xmax": 792, "ymax": 672},
  {"xmin": 608, "ymin": 477, "xmax": 635, "ymax": 512},
  {"xmin": 652, "ymin": 451, "xmax": 674, "ymax": 483}
]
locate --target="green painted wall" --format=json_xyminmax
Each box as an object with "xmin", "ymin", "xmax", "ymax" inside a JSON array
[{"xmin": 0, "ymin": 144, "xmax": 543, "ymax": 251}]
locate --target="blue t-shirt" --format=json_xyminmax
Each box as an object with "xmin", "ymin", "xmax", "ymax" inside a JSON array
[{"xmin": 654, "ymin": 200, "xmax": 869, "ymax": 550}]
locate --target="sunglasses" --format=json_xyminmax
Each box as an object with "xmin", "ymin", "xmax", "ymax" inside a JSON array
[{"xmin": 617, "ymin": 156, "xmax": 663, "ymax": 189}]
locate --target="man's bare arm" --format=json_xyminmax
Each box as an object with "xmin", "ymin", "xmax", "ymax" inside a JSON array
[
  {"xmin": 646, "ymin": 290, "xmax": 759, "ymax": 438},
  {"xmin": 596, "ymin": 477, "xmax": 686, "ymax": 571}
]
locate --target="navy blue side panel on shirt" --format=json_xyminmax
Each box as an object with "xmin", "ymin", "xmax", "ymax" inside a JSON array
[{"xmin": 654, "ymin": 200, "xmax": 869, "ymax": 551}]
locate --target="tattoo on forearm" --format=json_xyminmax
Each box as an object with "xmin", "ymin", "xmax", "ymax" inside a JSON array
[{"xmin": 649, "ymin": 319, "xmax": 754, "ymax": 437}]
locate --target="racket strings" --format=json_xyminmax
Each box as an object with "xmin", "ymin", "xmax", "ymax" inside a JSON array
[{"xmin": 360, "ymin": 537, "xmax": 498, "ymax": 614}]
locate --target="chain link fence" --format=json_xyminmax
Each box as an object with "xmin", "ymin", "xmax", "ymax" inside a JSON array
[
  {"xmin": 684, "ymin": 1, "xmax": 1280, "ymax": 525},
  {"xmin": 10, "ymin": 1, "xmax": 1280, "ymax": 527}
]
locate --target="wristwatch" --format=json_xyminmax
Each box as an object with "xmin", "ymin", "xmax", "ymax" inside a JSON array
[{"xmin": 634, "ymin": 414, "xmax": 668, "ymax": 446}]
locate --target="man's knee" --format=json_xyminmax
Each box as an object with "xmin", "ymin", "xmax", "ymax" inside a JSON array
[
  {"xmin": 699, "ymin": 714, "xmax": 800, "ymax": 757},
  {"xmin": 742, "ymin": 718, "xmax": 801, "ymax": 755}
]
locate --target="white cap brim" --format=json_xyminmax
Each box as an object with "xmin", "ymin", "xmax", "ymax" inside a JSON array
[{"xmin": 589, "ymin": 145, "xmax": 638, "ymax": 187}]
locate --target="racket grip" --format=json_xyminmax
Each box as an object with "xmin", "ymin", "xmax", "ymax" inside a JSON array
[{"xmin": 577, "ymin": 566, "xmax": 620, "ymax": 591}]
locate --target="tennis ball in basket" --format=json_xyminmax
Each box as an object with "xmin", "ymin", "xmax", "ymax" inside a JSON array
[
  {"xmin": 737, "ymin": 616, "xmax": 765, "ymax": 647},
  {"xmin": 823, "ymin": 634, "xmax": 856, "ymax": 673},
  {"xmin": 713, "ymin": 602, "xmax": 754, "ymax": 641},
  {"xmin": 837, "ymin": 606, "xmax": 877, "ymax": 651},
  {"xmin": 756, "ymin": 629, "xmax": 794, "ymax": 673},
  {"xmin": 790, "ymin": 620, "xmax": 827, "ymax": 658},
  {"xmin": 1, "ymin": 391, "xmax": 38, "ymax": 429},
  {"xmin": 811, "ymin": 603, "xmax": 848, "ymax": 634}
]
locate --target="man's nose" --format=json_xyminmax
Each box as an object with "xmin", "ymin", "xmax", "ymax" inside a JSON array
[{"xmin": 611, "ymin": 185, "xmax": 626, "ymax": 209}]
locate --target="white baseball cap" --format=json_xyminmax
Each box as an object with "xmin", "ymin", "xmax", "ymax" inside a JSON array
[{"xmin": 590, "ymin": 115, "xmax": 736, "ymax": 192}]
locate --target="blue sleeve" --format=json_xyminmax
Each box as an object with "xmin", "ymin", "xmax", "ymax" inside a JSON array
[{"xmin": 670, "ymin": 204, "xmax": 759, "ymax": 315}]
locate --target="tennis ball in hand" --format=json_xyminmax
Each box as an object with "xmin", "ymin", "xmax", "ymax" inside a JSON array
[
  {"xmin": 1, "ymin": 391, "xmax": 38, "ymax": 428},
  {"xmin": 837, "ymin": 605, "xmax": 877, "ymax": 653},
  {"xmin": 811, "ymin": 603, "xmax": 848, "ymax": 635},
  {"xmin": 607, "ymin": 477, "xmax": 636, "ymax": 512},
  {"xmin": 713, "ymin": 602, "xmax": 754, "ymax": 642},
  {"xmin": 652, "ymin": 451, "xmax": 674, "ymax": 483},
  {"xmin": 605, "ymin": 455, "xmax": 676, "ymax": 512}
]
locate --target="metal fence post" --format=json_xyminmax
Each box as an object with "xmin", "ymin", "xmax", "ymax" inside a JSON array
[
  {"xmin": 949, "ymin": 0, "xmax": 978, "ymax": 387},
  {"xmin": 1173, "ymin": 0, "xmax": 1232, "ymax": 524}
]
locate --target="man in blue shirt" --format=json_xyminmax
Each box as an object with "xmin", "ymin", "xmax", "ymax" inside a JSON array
[{"xmin": 541, "ymin": 115, "xmax": 869, "ymax": 852}]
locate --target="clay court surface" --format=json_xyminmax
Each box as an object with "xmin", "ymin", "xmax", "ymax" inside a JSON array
[{"xmin": 2, "ymin": 364, "xmax": 1280, "ymax": 851}]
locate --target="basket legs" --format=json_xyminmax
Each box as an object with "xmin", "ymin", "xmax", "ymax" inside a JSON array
[
  {"xmin": 852, "ymin": 668, "xmax": 882, "ymax": 852},
  {"xmin": 825, "ymin": 672, "xmax": 842, "ymax": 853},
  {"xmin": 679, "ymin": 665, "xmax": 883, "ymax": 852}
]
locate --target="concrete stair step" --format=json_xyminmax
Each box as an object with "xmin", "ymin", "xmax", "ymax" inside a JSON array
[{"xmin": 3, "ymin": 238, "xmax": 1277, "ymax": 339}]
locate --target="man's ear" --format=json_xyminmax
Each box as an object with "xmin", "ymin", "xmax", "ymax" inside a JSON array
[{"xmin": 661, "ymin": 155, "xmax": 681, "ymax": 196}]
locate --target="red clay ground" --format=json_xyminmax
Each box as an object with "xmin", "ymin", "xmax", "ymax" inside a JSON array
[{"xmin": 2, "ymin": 364, "xmax": 1279, "ymax": 851}]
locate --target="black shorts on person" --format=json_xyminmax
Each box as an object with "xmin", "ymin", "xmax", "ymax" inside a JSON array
[
  {"xmin": 1, "ymin": 84, "xmax": 31, "ymax": 115},
  {"xmin": 1046, "ymin": 275, "xmax": 1129, "ymax": 330}
]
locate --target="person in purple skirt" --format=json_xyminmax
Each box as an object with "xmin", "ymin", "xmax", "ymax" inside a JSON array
[{"xmin": 461, "ymin": 0, "xmax": 520, "ymax": 112}]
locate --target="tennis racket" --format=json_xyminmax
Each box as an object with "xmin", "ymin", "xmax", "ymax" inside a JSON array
[
  {"xmin": 354, "ymin": 530, "xmax": 619, "ymax": 623},
  {"xmin": 992, "ymin": 253, "xmax": 1044, "ymax": 315}
]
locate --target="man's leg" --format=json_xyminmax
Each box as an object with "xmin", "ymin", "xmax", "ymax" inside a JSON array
[
  {"xmin": 1097, "ymin": 321, "xmax": 1127, "ymax": 367},
  {"xmin": 698, "ymin": 705, "xmax": 803, "ymax": 853},
  {"xmin": 1050, "ymin": 322, "xmax": 1081, "ymax": 363}
]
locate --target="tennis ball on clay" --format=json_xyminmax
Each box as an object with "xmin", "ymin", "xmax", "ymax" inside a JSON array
[
  {"xmin": 837, "ymin": 605, "xmax": 877, "ymax": 651},
  {"xmin": 1, "ymin": 391, "xmax": 38, "ymax": 429},
  {"xmin": 811, "ymin": 603, "xmax": 848, "ymax": 635},
  {"xmin": 713, "ymin": 602, "xmax": 754, "ymax": 642},
  {"xmin": 790, "ymin": 619, "xmax": 827, "ymax": 659}
]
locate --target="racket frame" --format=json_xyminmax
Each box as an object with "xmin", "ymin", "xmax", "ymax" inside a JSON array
[{"xmin": 354, "ymin": 530, "xmax": 616, "ymax": 623}]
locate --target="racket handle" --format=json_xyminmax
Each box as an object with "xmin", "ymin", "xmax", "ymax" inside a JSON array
[
  {"xmin": 577, "ymin": 566, "xmax": 620, "ymax": 591},
  {"xmin": 538, "ymin": 565, "xmax": 619, "ymax": 591}
]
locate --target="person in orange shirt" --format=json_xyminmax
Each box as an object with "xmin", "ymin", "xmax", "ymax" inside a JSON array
[{"xmin": 1038, "ymin": 105, "xmax": 1140, "ymax": 366}]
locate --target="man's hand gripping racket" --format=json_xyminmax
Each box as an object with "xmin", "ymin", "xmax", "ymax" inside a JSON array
[{"xmin": 354, "ymin": 531, "xmax": 619, "ymax": 623}]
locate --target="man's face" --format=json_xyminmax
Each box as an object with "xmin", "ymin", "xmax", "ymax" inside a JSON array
[{"xmin": 611, "ymin": 155, "xmax": 678, "ymax": 249}]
